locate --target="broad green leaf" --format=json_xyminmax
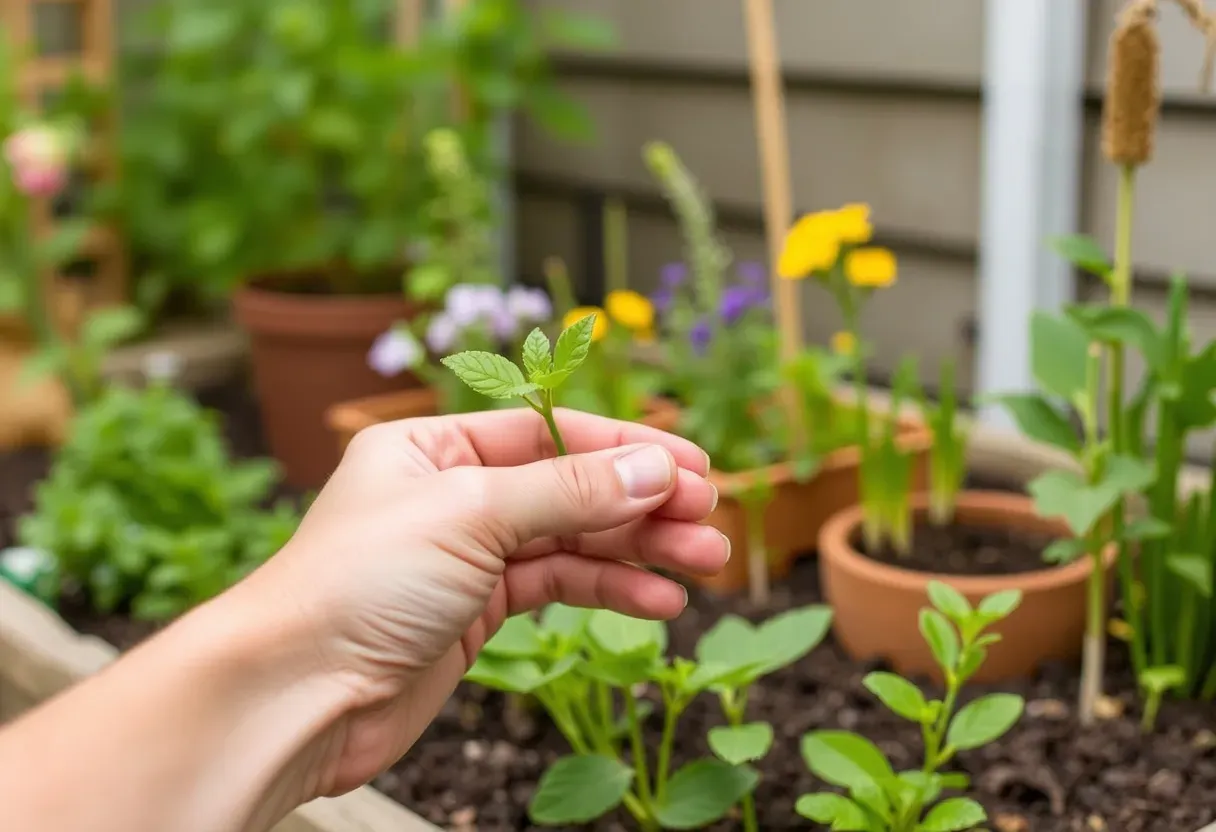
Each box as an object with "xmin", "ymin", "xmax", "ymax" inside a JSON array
[
  {"xmin": 708, "ymin": 722, "xmax": 774, "ymax": 764},
  {"xmin": 482, "ymin": 614, "xmax": 545, "ymax": 658},
  {"xmin": 464, "ymin": 653, "xmax": 542, "ymax": 693},
  {"xmin": 81, "ymin": 306, "xmax": 144, "ymax": 349},
  {"xmin": 919, "ymin": 609, "xmax": 960, "ymax": 671},
  {"xmin": 528, "ymin": 755, "xmax": 633, "ymax": 825},
  {"xmin": 1066, "ymin": 305, "xmax": 1164, "ymax": 373},
  {"xmin": 653, "ymin": 760, "xmax": 759, "ymax": 829},
  {"xmin": 1139, "ymin": 664, "xmax": 1186, "ymax": 694},
  {"xmin": 1176, "ymin": 344, "xmax": 1216, "ymax": 430},
  {"xmin": 918, "ymin": 797, "xmax": 987, "ymax": 831},
  {"xmin": 441, "ymin": 351, "xmax": 538, "ymax": 399},
  {"xmin": 553, "ymin": 313, "xmax": 596, "ymax": 375},
  {"xmin": 684, "ymin": 660, "xmax": 760, "ymax": 693},
  {"xmin": 896, "ymin": 771, "xmax": 944, "ymax": 806},
  {"xmin": 753, "ymin": 604, "xmax": 834, "ymax": 672},
  {"xmin": 1030, "ymin": 311, "xmax": 1091, "ymax": 402},
  {"xmin": 588, "ymin": 610, "xmax": 666, "ymax": 656},
  {"xmin": 541, "ymin": 604, "xmax": 592, "ymax": 639},
  {"xmin": 1049, "ymin": 234, "xmax": 1111, "ymax": 278},
  {"xmin": 801, "ymin": 731, "xmax": 894, "ymax": 793},
  {"xmin": 946, "ymin": 693, "xmax": 1023, "ymax": 750},
  {"xmin": 863, "ymin": 672, "xmax": 929, "ymax": 723},
  {"xmin": 581, "ymin": 651, "xmax": 655, "ymax": 687},
  {"xmin": 1122, "ymin": 517, "xmax": 1172, "ymax": 542},
  {"xmin": 522, "ymin": 328, "xmax": 553, "ymax": 379},
  {"xmin": 795, "ymin": 792, "xmax": 874, "ymax": 831},
  {"xmin": 1029, "ymin": 456, "xmax": 1155, "ymax": 538},
  {"xmin": 694, "ymin": 614, "xmax": 756, "ymax": 675},
  {"xmin": 534, "ymin": 654, "xmax": 581, "ymax": 688},
  {"xmin": 976, "ymin": 589, "xmax": 1022, "ymax": 622},
  {"xmin": 993, "ymin": 393, "xmax": 1081, "ymax": 454},
  {"xmin": 927, "ymin": 581, "xmax": 972, "ymax": 622},
  {"xmin": 1166, "ymin": 553, "xmax": 1213, "ymax": 598}
]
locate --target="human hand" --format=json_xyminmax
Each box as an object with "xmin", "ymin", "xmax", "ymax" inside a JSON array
[{"xmin": 236, "ymin": 407, "xmax": 726, "ymax": 800}]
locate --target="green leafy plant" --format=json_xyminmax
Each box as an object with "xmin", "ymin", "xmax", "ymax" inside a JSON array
[
  {"xmin": 798, "ymin": 582, "xmax": 1024, "ymax": 831},
  {"xmin": 442, "ymin": 314, "xmax": 598, "ymax": 455},
  {"xmin": 859, "ymin": 358, "xmax": 920, "ymax": 556},
  {"xmin": 921, "ymin": 359, "xmax": 969, "ymax": 527},
  {"xmin": 468, "ymin": 603, "xmax": 832, "ymax": 829},
  {"xmin": 18, "ymin": 384, "xmax": 300, "ymax": 618}
]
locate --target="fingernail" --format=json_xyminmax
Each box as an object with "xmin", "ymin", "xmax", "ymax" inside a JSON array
[
  {"xmin": 615, "ymin": 445, "xmax": 674, "ymax": 498},
  {"xmin": 720, "ymin": 531, "xmax": 732, "ymax": 562},
  {"xmin": 709, "ymin": 483, "xmax": 719, "ymax": 513},
  {"xmin": 681, "ymin": 585, "xmax": 689, "ymax": 608}
]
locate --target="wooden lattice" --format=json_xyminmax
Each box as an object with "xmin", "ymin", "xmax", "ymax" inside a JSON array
[{"xmin": 2, "ymin": 0, "xmax": 127, "ymax": 327}]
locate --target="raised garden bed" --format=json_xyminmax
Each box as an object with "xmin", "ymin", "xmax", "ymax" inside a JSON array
[{"xmin": 2, "ymin": 380, "xmax": 1215, "ymax": 832}]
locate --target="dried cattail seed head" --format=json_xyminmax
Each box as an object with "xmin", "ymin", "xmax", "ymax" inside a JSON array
[{"xmin": 1102, "ymin": 0, "xmax": 1162, "ymax": 166}]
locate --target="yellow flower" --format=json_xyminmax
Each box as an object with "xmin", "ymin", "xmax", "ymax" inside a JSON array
[
  {"xmin": 563, "ymin": 306, "xmax": 609, "ymax": 341},
  {"xmin": 830, "ymin": 331, "xmax": 856, "ymax": 356},
  {"xmin": 605, "ymin": 290, "xmax": 655, "ymax": 332},
  {"xmin": 833, "ymin": 203, "xmax": 873, "ymax": 244},
  {"xmin": 845, "ymin": 247, "xmax": 897, "ymax": 288},
  {"xmin": 778, "ymin": 212, "xmax": 841, "ymax": 280}
]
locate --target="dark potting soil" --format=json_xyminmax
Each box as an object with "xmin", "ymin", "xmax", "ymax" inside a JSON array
[
  {"xmin": 858, "ymin": 520, "xmax": 1058, "ymax": 577},
  {"xmin": 2, "ymin": 381, "xmax": 1215, "ymax": 830}
]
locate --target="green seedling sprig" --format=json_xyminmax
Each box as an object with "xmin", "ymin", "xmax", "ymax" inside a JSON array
[
  {"xmin": 860, "ymin": 357, "xmax": 919, "ymax": 556},
  {"xmin": 442, "ymin": 314, "xmax": 598, "ymax": 455},
  {"xmin": 798, "ymin": 582, "xmax": 1024, "ymax": 832},
  {"xmin": 467, "ymin": 604, "xmax": 833, "ymax": 829},
  {"xmin": 921, "ymin": 359, "xmax": 968, "ymax": 527}
]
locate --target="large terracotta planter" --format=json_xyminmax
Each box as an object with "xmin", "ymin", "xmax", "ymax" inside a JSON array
[
  {"xmin": 819, "ymin": 490, "xmax": 1116, "ymax": 683},
  {"xmin": 325, "ymin": 387, "xmax": 682, "ymax": 455},
  {"xmin": 696, "ymin": 416, "xmax": 932, "ymax": 594},
  {"xmin": 233, "ymin": 277, "xmax": 421, "ymax": 489}
]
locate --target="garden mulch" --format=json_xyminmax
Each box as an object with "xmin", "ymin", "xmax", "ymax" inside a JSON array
[{"xmin": 1, "ymin": 378, "xmax": 1214, "ymax": 831}]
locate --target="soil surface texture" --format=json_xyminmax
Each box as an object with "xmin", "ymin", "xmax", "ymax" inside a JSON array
[
  {"xmin": 1, "ymin": 381, "xmax": 1214, "ymax": 831},
  {"xmin": 859, "ymin": 520, "xmax": 1058, "ymax": 577}
]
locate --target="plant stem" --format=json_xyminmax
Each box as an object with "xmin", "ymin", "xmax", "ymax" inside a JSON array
[
  {"xmin": 655, "ymin": 690, "xmax": 680, "ymax": 803},
  {"xmin": 1141, "ymin": 689, "xmax": 1163, "ymax": 733},
  {"xmin": 743, "ymin": 493, "xmax": 771, "ymax": 606},
  {"xmin": 623, "ymin": 688, "xmax": 656, "ymax": 807},
  {"xmin": 1150, "ymin": 405, "xmax": 1182, "ymax": 667},
  {"xmin": 1201, "ymin": 662, "xmax": 1216, "ymax": 701},
  {"xmin": 1177, "ymin": 588, "xmax": 1197, "ymax": 692},
  {"xmin": 723, "ymin": 696, "xmax": 760, "ymax": 832},
  {"xmin": 542, "ymin": 392, "xmax": 568, "ymax": 456},
  {"xmin": 1079, "ymin": 343, "xmax": 1106, "ymax": 726}
]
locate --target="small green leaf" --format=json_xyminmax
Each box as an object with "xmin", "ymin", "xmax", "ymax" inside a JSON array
[
  {"xmin": 1122, "ymin": 517, "xmax": 1172, "ymax": 542},
  {"xmin": 653, "ymin": 760, "xmax": 759, "ymax": 829},
  {"xmin": 482, "ymin": 614, "xmax": 545, "ymax": 658},
  {"xmin": 946, "ymin": 693, "xmax": 1024, "ymax": 750},
  {"xmin": 1029, "ymin": 456, "xmax": 1155, "ymax": 537},
  {"xmin": 553, "ymin": 313, "xmax": 596, "ymax": 375},
  {"xmin": 522, "ymin": 328, "xmax": 553, "ymax": 379},
  {"xmin": 801, "ymin": 731, "xmax": 894, "ymax": 793},
  {"xmin": 1166, "ymin": 553, "xmax": 1213, "ymax": 598},
  {"xmin": 753, "ymin": 604, "xmax": 834, "ymax": 673},
  {"xmin": 1030, "ymin": 311, "xmax": 1091, "ymax": 402},
  {"xmin": 528, "ymin": 754, "xmax": 634, "ymax": 825},
  {"xmin": 927, "ymin": 581, "xmax": 972, "ymax": 623},
  {"xmin": 1049, "ymin": 234, "xmax": 1112, "ymax": 278},
  {"xmin": 534, "ymin": 654, "xmax": 581, "ymax": 688},
  {"xmin": 919, "ymin": 796, "xmax": 987, "ymax": 831},
  {"xmin": 587, "ymin": 610, "xmax": 666, "ymax": 656},
  {"xmin": 464, "ymin": 653, "xmax": 543, "ymax": 693},
  {"xmin": 81, "ymin": 306, "xmax": 144, "ymax": 348},
  {"xmin": 795, "ymin": 792, "xmax": 873, "ymax": 830},
  {"xmin": 1066, "ymin": 305, "xmax": 1165, "ymax": 373},
  {"xmin": 1139, "ymin": 664, "xmax": 1186, "ymax": 695},
  {"xmin": 695, "ymin": 615, "xmax": 757, "ymax": 672},
  {"xmin": 994, "ymin": 393, "xmax": 1081, "ymax": 454},
  {"xmin": 541, "ymin": 604, "xmax": 592, "ymax": 639},
  {"xmin": 1043, "ymin": 537, "xmax": 1087, "ymax": 565},
  {"xmin": 708, "ymin": 722, "xmax": 774, "ymax": 765},
  {"xmin": 441, "ymin": 351, "xmax": 539, "ymax": 400},
  {"xmin": 976, "ymin": 589, "xmax": 1022, "ymax": 621},
  {"xmin": 919, "ymin": 608, "xmax": 960, "ymax": 671},
  {"xmin": 863, "ymin": 672, "xmax": 929, "ymax": 723}
]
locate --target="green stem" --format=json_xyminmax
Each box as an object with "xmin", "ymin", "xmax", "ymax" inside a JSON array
[
  {"xmin": 655, "ymin": 690, "xmax": 681, "ymax": 803},
  {"xmin": 743, "ymin": 493, "xmax": 771, "ymax": 606},
  {"xmin": 720, "ymin": 691, "xmax": 759, "ymax": 832},
  {"xmin": 1178, "ymin": 588, "xmax": 1197, "ymax": 692},
  {"xmin": 1078, "ymin": 344, "xmax": 1106, "ymax": 726},
  {"xmin": 1141, "ymin": 689, "xmax": 1163, "ymax": 733},
  {"xmin": 542, "ymin": 392, "xmax": 568, "ymax": 456},
  {"xmin": 604, "ymin": 197, "xmax": 628, "ymax": 295},
  {"xmin": 623, "ymin": 689, "xmax": 655, "ymax": 807},
  {"xmin": 1110, "ymin": 163, "xmax": 1147, "ymax": 675},
  {"xmin": 595, "ymin": 680, "xmax": 615, "ymax": 744},
  {"xmin": 924, "ymin": 682, "xmax": 958, "ymax": 773},
  {"xmin": 1201, "ymin": 662, "xmax": 1216, "ymax": 701},
  {"xmin": 1150, "ymin": 406, "xmax": 1182, "ymax": 667}
]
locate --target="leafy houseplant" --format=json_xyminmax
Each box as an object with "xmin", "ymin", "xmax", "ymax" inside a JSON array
[
  {"xmin": 467, "ymin": 604, "xmax": 833, "ymax": 829},
  {"xmin": 798, "ymin": 583, "xmax": 1024, "ymax": 832},
  {"xmin": 17, "ymin": 382, "xmax": 300, "ymax": 619}
]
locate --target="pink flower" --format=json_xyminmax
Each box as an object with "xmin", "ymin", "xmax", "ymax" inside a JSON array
[
  {"xmin": 3, "ymin": 125, "xmax": 70, "ymax": 199},
  {"xmin": 505, "ymin": 286, "xmax": 552, "ymax": 325},
  {"xmin": 425, "ymin": 313, "xmax": 459, "ymax": 355}
]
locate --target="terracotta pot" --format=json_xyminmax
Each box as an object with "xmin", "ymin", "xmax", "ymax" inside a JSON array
[
  {"xmin": 695, "ymin": 416, "xmax": 933, "ymax": 594},
  {"xmin": 233, "ymin": 276, "xmax": 420, "ymax": 488},
  {"xmin": 325, "ymin": 387, "xmax": 683, "ymax": 455},
  {"xmin": 819, "ymin": 490, "xmax": 1116, "ymax": 683}
]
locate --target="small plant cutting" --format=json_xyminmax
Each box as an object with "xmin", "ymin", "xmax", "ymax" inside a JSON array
[
  {"xmin": 798, "ymin": 582, "xmax": 1024, "ymax": 831},
  {"xmin": 466, "ymin": 603, "xmax": 833, "ymax": 829}
]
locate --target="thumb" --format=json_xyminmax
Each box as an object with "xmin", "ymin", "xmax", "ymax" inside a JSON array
[{"xmin": 479, "ymin": 443, "xmax": 678, "ymax": 544}]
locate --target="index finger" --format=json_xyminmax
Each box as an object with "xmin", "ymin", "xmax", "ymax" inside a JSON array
[{"xmin": 411, "ymin": 406, "xmax": 709, "ymax": 474}]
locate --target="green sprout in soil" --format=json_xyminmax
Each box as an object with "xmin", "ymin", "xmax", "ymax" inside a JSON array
[
  {"xmin": 468, "ymin": 604, "xmax": 833, "ymax": 830},
  {"xmin": 798, "ymin": 582, "xmax": 1024, "ymax": 832},
  {"xmin": 921, "ymin": 359, "xmax": 968, "ymax": 528},
  {"xmin": 442, "ymin": 313, "xmax": 598, "ymax": 456}
]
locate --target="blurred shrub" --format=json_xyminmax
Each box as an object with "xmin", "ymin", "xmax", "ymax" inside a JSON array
[{"xmin": 18, "ymin": 384, "xmax": 300, "ymax": 620}]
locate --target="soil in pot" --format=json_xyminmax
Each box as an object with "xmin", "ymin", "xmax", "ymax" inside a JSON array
[{"xmin": 859, "ymin": 518, "xmax": 1057, "ymax": 577}]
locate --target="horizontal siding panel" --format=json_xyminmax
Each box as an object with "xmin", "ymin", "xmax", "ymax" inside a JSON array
[
  {"xmin": 1082, "ymin": 113, "xmax": 1216, "ymax": 285},
  {"xmin": 516, "ymin": 195, "xmax": 977, "ymax": 387},
  {"xmin": 518, "ymin": 79, "xmax": 982, "ymax": 249},
  {"xmin": 529, "ymin": 0, "xmax": 985, "ymax": 84}
]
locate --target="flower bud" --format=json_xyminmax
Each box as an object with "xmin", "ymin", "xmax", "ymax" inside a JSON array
[{"xmin": 1101, "ymin": 0, "xmax": 1161, "ymax": 166}]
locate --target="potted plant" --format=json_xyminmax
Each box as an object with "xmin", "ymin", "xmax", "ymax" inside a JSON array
[{"xmin": 107, "ymin": 0, "xmax": 614, "ymax": 487}]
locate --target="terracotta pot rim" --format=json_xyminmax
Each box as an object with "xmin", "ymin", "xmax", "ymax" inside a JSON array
[
  {"xmin": 708, "ymin": 416, "xmax": 933, "ymax": 494},
  {"xmin": 232, "ymin": 283, "xmax": 415, "ymax": 340},
  {"xmin": 819, "ymin": 490, "xmax": 1113, "ymax": 594}
]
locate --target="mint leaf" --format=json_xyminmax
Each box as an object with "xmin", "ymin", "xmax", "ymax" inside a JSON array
[
  {"xmin": 708, "ymin": 723, "xmax": 774, "ymax": 765},
  {"xmin": 442, "ymin": 351, "xmax": 539, "ymax": 399},
  {"xmin": 528, "ymin": 755, "xmax": 633, "ymax": 824},
  {"xmin": 801, "ymin": 731, "xmax": 893, "ymax": 793},
  {"xmin": 920, "ymin": 796, "xmax": 987, "ymax": 831},
  {"xmin": 863, "ymin": 672, "xmax": 929, "ymax": 723},
  {"xmin": 553, "ymin": 313, "xmax": 596, "ymax": 375},
  {"xmin": 927, "ymin": 581, "xmax": 972, "ymax": 623},
  {"xmin": 794, "ymin": 792, "xmax": 872, "ymax": 830},
  {"xmin": 653, "ymin": 760, "xmax": 759, "ymax": 829},
  {"xmin": 522, "ymin": 328, "xmax": 553, "ymax": 379},
  {"xmin": 946, "ymin": 693, "xmax": 1023, "ymax": 750}
]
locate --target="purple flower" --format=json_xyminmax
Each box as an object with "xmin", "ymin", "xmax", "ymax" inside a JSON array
[
  {"xmin": 491, "ymin": 306, "xmax": 520, "ymax": 341},
  {"xmin": 651, "ymin": 286, "xmax": 674, "ymax": 313},
  {"xmin": 719, "ymin": 284, "xmax": 769, "ymax": 324},
  {"xmin": 506, "ymin": 285, "xmax": 552, "ymax": 324},
  {"xmin": 445, "ymin": 284, "xmax": 504, "ymax": 327},
  {"xmin": 425, "ymin": 313, "xmax": 458, "ymax": 355},
  {"xmin": 737, "ymin": 261, "xmax": 767, "ymax": 286},
  {"xmin": 368, "ymin": 327, "xmax": 422, "ymax": 377},
  {"xmin": 660, "ymin": 262, "xmax": 687, "ymax": 288},
  {"xmin": 689, "ymin": 319, "xmax": 712, "ymax": 356}
]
